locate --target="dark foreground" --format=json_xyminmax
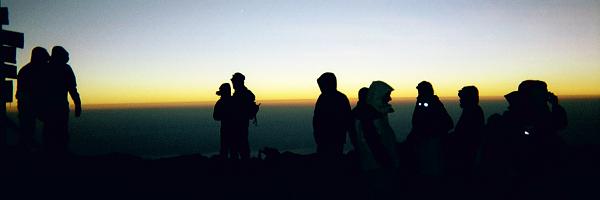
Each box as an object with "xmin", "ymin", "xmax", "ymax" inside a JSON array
[{"xmin": 1, "ymin": 144, "xmax": 599, "ymax": 200}]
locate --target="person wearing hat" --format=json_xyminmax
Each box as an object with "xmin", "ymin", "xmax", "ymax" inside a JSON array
[
  {"xmin": 447, "ymin": 86, "xmax": 485, "ymax": 179},
  {"xmin": 229, "ymin": 72, "xmax": 257, "ymax": 160},
  {"xmin": 213, "ymin": 83, "xmax": 234, "ymax": 159},
  {"xmin": 406, "ymin": 81, "xmax": 453, "ymax": 177}
]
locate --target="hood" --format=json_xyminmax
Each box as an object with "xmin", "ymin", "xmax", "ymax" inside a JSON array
[
  {"xmin": 317, "ymin": 72, "xmax": 337, "ymax": 93},
  {"xmin": 367, "ymin": 81, "xmax": 394, "ymax": 114},
  {"xmin": 30, "ymin": 47, "xmax": 50, "ymax": 64},
  {"xmin": 51, "ymin": 46, "xmax": 69, "ymax": 64}
]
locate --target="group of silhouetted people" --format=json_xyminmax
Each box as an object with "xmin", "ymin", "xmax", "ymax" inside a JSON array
[
  {"xmin": 212, "ymin": 72, "xmax": 568, "ymax": 185},
  {"xmin": 305, "ymin": 72, "xmax": 569, "ymax": 197},
  {"xmin": 213, "ymin": 73, "xmax": 259, "ymax": 160},
  {"xmin": 16, "ymin": 46, "xmax": 81, "ymax": 157}
]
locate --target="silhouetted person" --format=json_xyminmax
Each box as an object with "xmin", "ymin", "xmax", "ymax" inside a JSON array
[
  {"xmin": 447, "ymin": 86, "xmax": 484, "ymax": 180},
  {"xmin": 352, "ymin": 82, "xmax": 399, "ymax": 170},
  {"xmin": 313, "ymin": 72, "xmax": 352, "ymax": 158},
  {"xmin": 16, "ymin": 47, "xmax": 50, "ymax": 152},
  {"xmin": 406, "ymin": 81, "xmax": 453, "ymax": 177},
  {"xmin": 478, "ymin": 91, "xmax": 523, "ymax": 198},
  {"xmin": 214, "ymin": 83, "xmax": 234, "ymax": 159},
  {"xmin": 348, "ymin": 88, "xmax": 368, "ymax": 150},
  {"xmin": 230, "ymin": 73, "xmax": 258, "ymax": 160},
  {"xmin": 352, "ymin": 87, "xmax": 384, "ymax": 170},
  {"xmin": 38, "ymin": 46, "xmax": 82, "ymax": 157},
  {"xmin": 480, "ymin": 80, "xmax": 567, "ymax": 198},
  {"xmin": 517, "ymin": 80, "xmax": 567, "ymax": 136},
  {"xmin": 514, "ymin": 81, "xmax": 567, "ymax": 178},
  {"xmin": 350, "ymin": 87, "xmax": 377, "ymax": 169}
]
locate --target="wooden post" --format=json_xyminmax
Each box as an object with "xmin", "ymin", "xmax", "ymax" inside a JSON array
[{"xmin": 0, "ymin": 1, "xmax": 23, "ymax": 150}]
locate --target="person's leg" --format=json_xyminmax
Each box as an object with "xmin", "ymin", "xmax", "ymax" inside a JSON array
[
  {"xmin": 219, "ymin": 127, "xmax": 227, "ymax": 158},
  {"xmin": 18, "ymin": 109, "xmax": 37, "ymax": 150},
  {"xmin": 42, "ymin": 116, "xmax": 56, "ymax": 155},
  {"xmin": 55, "ymin": 111, "xmax": 70, "ymax": 156},
  {"xmin": 42, "ymin": 110, "xmax": 69, "ymax": 158},
  {"xmin": 240, "ymin": 128, "xmax": 250, "ymax": 159},
  {"xmin": 230, "ymin": 127, "xmax": 241, "ymax": 160}
]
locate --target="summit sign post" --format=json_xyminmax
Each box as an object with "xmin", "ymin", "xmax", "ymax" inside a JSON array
[{"xmin": 0, "ymin": 1, "xmax": 24, "ymax": 149}]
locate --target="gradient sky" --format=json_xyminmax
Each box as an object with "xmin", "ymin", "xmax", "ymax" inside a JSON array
[{"xmin": 2, "ymin": 0, "xmax": 599, "ymax": 104}]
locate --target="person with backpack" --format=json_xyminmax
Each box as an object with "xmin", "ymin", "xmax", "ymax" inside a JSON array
[{"xmin": 230, "ymin": 72, "xmax": 259, "ymax": 160}]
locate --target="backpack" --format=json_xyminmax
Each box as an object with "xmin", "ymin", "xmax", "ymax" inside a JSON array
[{"xmin": 249, "ymin": 102, "xmax": 260, "ymax": 119}]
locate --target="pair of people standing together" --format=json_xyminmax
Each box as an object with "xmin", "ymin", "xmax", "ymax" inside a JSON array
[
  {"xmin": 213, "ymin": 73, "xmax": 259, "ymax": 160},
  {"xmin": 313, "ymin": 72, "xmax": 399, "ymax": 169},
  {"xmin": 16, "ymin": 46, "xmax": 82, "ymax": 157}
]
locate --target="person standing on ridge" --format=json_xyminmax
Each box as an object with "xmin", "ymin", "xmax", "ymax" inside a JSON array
[
  {"xmin": 230, "ymin": 72, "xmax": 258, "ymax": 160},
  {"xmin": 38, "ymin": 46, "xmax": 82, "ymax": 158},
  {"xmin": 312, "ymin": 72, "xmax": 352, "ymax": 158},
  {"xmin": 406, "ymin": 81, "xmax": 453, "ymax": 177},
  {"xmin": 447, "ymin": 86, "xmax": 484, "ymax": 180},
  {"xmin": 353, "ymin": 81, "xmax": 399, "ymax": 170},
  {"xmin": 214, "ymin": 83, "xmax": 234, "ymax": 159},
  {"xmin": 16, "ymin": 47, "xmax": 50, "ymax": 152}
]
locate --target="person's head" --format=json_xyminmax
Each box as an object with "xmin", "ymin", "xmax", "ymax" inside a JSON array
[
  {"xmin": 317, "ymin": 72, "xmax": 337, "ymax": 93},
  {"xmin": 518, "ymin": 80, "xmax": 548, "ymax": 105},
  {"xmin": 358, "ymin": 87, "xmax": 369, "ymax": 102},
  {"xmin": 216, "ymin": 83, "xmax": 231, "ymax": 97},
  {"xmin": 504, "ymin": 91, "xmax": 523, "ymax": 111},
  {"xmin": 458, "ymin": 86, "xmax": 479, "ymax": 108},
  {"xmin": 50, "ymin": 46, "xmax": 69, "ymax": 64},
  {"xmin": 416, "ymin": 81, "xmax": 434, "ymax": 97},
  {"xmin": 30, "ymin": 47, "xmax": 50, "ymax": 64},
  {"xmin": 230, "ymin": 72, "xmax": 245, "ymax": 90},
  {"xmin": 367, "ymin": 81, "xmax": 394, "ymax": 114}
]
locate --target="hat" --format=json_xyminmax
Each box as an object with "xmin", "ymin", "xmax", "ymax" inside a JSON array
[
  {"xmin": 231, "ymin": 72, "xmax": 245, "ymax": 81},
  {"xmin": 216, "ymin": 83, "xmax": 231, "ymax": 96}
]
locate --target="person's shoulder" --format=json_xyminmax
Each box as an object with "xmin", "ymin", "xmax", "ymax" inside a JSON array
[
  {"xmin": 65, "ymin": 64, "xmax": 74, "ymax": 72},
  {"xmin": 246, "ymin": 88, "xmax": 255, "ymax": 95},
  {"xmin": 244, "ymin": 89, "xmax": 255, "ymax": 99},
  {"xmin": 476, "ymin": 105, "xmax": 484, "ymax": 113},
  {"xmin": 18, "ymin": 63, "xmax": 32, "ymax": 75},
  {"xmin": 335, "ymin": 91, "xmax": 349, "ymax": 99}
]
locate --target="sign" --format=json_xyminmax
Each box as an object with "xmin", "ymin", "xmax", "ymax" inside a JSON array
[
  {"xmin": 0, "ymin": 46, "xmax": 16, "ymax": 64},
  {"xmin": 1, "ymin": 30, "xmax": 24, "ymax": 48},
  {"xmin": 0, "ymin": 63, "xmax": 16, "ymax": 79},
  {"xmin": 1, "ymin": 7, "xmax": 7, "ymax": 25},
  {"xmin": 1, "ymin": 80, "xmax": 12, "ymax": 103}
]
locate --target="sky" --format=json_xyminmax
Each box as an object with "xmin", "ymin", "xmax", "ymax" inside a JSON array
[{"xmin": 2, "ymin": 0, "xmax": 599, "ymax": 104}]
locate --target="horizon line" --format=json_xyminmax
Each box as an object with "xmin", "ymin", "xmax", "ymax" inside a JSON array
[
  {"xmin": 78, "ymin": 94, "xmax": 600, "ymax": 108},
  {"xmin": 5, "ymin": 94, "xmax": 598, "ymax": 111}
]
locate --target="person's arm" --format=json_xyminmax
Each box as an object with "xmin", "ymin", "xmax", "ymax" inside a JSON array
[
  {"xmin": 69, "ymin": 87, "xmax": 82, "ymax": 117},
  {"xmin": 343, "ymin": 96, "xmax": 353, "ymax": 144},
  {"xmin": 15, "ymin": 67, "xmax": 26, "ymax": 100},
  {"xmin": 313, "ymin": 96, "xmax": 323, "ymax": 145},
  {"xmin": 548, "ymin": 93, "xmax": 567, "ymax": 130},
  {"xmin": 348, "ymin": 118, "xmax": 359, "ymax": 148},
  {"xmin": 213, "ymin": 100, "xmax": 223, "ymax": 121},
  {"xmin": 67, "ymin": 66, "xmax": 81, "ymax": 117}
]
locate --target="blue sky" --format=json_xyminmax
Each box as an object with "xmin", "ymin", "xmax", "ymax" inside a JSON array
[{"xmin": 2, "ymin": 0, "xmax": 599, "ymax": 104}]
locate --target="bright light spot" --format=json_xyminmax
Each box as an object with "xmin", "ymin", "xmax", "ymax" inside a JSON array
[
  {"xmin": 418, "ymin": 103, "xmax": 422, "ymax": 106},
  {"xmin": 524, "ymin": 131, "xmax": 530, "ymax": 135},
  {"xmin": 424, "ymin": 103, "xmax": 429, "ymax": 107}
]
